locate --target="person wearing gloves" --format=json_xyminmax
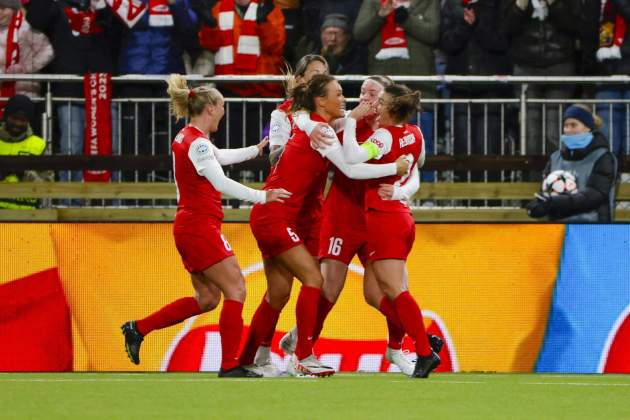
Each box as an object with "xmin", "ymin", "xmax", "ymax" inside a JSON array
[{"xmin": 526, "ymin": 104, "xmax": 618, "ymax": 222}]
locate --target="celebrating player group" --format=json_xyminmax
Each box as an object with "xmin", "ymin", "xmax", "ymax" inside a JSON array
[{"xmin": 122, "ymin": 55, "xmax": 442, "ymax": 379}]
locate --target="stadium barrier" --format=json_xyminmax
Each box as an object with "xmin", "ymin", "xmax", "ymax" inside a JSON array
[{"xmin": 1, "ymin": 223, "xmax": 628, "ymax": 373}]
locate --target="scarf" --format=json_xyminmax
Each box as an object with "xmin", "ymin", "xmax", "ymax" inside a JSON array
[
  {"xmin": 375, "ymin": 0, "xmax": 409, "ymax": 60},
  {"xmin": 597, "ymin": 0, "xmax": 626, "ymax": 62},
  {"xmin": 0, "ymin": 10, "xmax": 22, "ymax": 116},
  {"xmin": 215, "ymin": 0, "xmax": 260, "ymax": 73},
  {"xmin": 63, "ymin": 6, "xmax": 104, "ymax": 35},
  {"xmin": 106, "ymin": 0, "xmax": 172, "ymax": 28},
  {"xmin": 83, "ymin": 73, "xmax": 112, "ymax": 182},
  {"xmin": 561, "ymin": 132, "xmax": 594, "ymax": 150}
]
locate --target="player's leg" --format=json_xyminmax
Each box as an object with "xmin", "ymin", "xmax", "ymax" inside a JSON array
[
  {"xmin": 372, "ymin": 259, "xmax": 439, "ymax": 378},
  {"xmin": 121, "ymin": 273, "xmax": 219, "ymax": 365},
  {"xmin": 274, "ymin": 245, "xmax": 334, "ymax": 376},
  {"xmin": 201, "ymin": 256, "xmax": 260, "ymax": 378},
  {"xmin": 239, "ymin": 259, "xmax": 293, "ymax": 376}
]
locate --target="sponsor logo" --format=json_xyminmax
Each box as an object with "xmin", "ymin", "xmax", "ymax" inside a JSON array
[
  {"xmin": 384, "ymin": 37, "xmax": 405, "ymax": 46},
  {"xmin": 370, "ymin": 138, "xmax": 384, "ymax": 149},
  {"xmin": 399, "ymin": 134, "xmax": 416, "ymax": 148}
]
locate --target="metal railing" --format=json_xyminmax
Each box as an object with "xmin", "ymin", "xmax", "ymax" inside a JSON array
[{"xmin": 1, "ymin": 74, "xmax": 628, "ymax": 208}]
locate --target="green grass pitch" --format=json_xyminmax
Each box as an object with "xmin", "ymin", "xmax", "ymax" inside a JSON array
[{"xmin": 2, "ymin": 372, "xmax": 630, "ymax": 419}]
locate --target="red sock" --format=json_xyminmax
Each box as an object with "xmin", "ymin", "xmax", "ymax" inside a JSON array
[
  {"xmin": 392, "ymin": 291, "xmax": 431, "ymax": 357},
  {"xmin": 219, "ymin": 300, "xmax": 244, "ymax": 371},
  {"xmin": 136, "ymin": 297, "xmax": 202, "ymax": 336},
  {"xmin": 312, "ymin": 295, "xmax": 335, "ymax": 345},
  {"xmin": 379, "ymin": 296, "xmax": 405, "ymax": 350},
  {"xmin": 295, "ymin": 285, "xmax": 320, "ymax": 360},
  {"xmin": 238, "ymin": 297, "xmax": 280, "ymax": 366}
]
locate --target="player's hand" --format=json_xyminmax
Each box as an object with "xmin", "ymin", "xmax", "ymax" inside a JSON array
[
  {"xmin": 309, "ymin": 123, "xmax": 335, "ymax": 149},
  {"xmin": 265, "ymin": 188, "xmax": 292, "ymax": 203},
  {"xmin": 395, "ymin": 155, "xmax": 411, "ymax": 176},
  {"xmin": 349, "ymin": 102, "xmax": 372, "ymax": 121},
  {"xmin": 378, "ymin": 0, "xmax": 393, "ymax": 17},
  {"xmin": 377, "ymin": 184, "xmax": 396, "ymax": 200},
  {"xmin": 256, "ymin": 137, "xmax": 269, "ymax": 156}
]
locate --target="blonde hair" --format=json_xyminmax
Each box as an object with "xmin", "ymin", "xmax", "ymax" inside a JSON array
[
  {"xmin": 282, "ymin": 55, "xmax": 329, "ymax": 97},
  {"xmin": 573, "ymin": 103, "xmax": 604, "ymax": 130},
  {"xmin": 166, "ymin": 74, "xmax": 223, "ymax": 120}
]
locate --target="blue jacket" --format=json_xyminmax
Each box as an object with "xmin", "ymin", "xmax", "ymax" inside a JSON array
[{"xmin": 118, "ymin": 0, "xmax": 198, "ymax": 75}]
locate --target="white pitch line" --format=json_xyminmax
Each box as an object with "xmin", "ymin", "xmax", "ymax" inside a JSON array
[{"xmin": 526, "ymin": 382, "xmax": 630, "ymax": 387}]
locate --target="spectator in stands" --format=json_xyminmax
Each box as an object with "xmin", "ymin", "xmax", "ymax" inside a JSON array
[
  {"xmin": 294, "ymin": 13, "xmax": 367, "ymax": 96},
  {"xmin": 301, "ymin": 0, "xmax": 364, "ymax": 45},
  {"xmin": 198, "ymin": 0, "xmax": 285, "ymax": 97},
  {"xmin": 526, "ymin": 104, "xmax": 617, "ymax": 222},
  {"xmin": 439, "ymin": 0, "xmax": 511, "ymax": 181},
  {"xmin": 501, "ymin": 0, "xmax": 582, "ymax": 163},
  {"xmin": 25, "ymin": 0, "xmax": 122, "ymax": 182},
  {"xmin": 354, "ymin": 0, "xmax": 440, "ymax": 182},
  {"xmin": 0, "ymin": 0, "xmax": 53, "ymax": 103},
  {"xmin": 594, "ymin": 0, "xmax": 630, "ymax": 157},
  {"xmin": 0, "ymin": 95, "xmax": 51, "ymax": 209},
  {"xmin": 198, "ymin": 0, "xmax": 286, "ymax": 147},
  {"xmin": 116, "ymin": 0, "xmax": 199, "ymax": 179}
]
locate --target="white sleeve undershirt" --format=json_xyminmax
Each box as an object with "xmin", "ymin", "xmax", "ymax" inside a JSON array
[
  {"xmin": 343, "ymin": 118, "xmax": 392, "ymax": 164},
  {"xmin": 188, "ymin": 138, "xmax": 266, "ymax": 203},
  {"xmin": 211, "ymin": 143, "xmax": 259, "ymax": 166},
  {"xmin": 268, "ymin": 109, "xmax": 292, "ymax": 147},
  {"xmin": 392, "ymin": 162, "xmax": 420, "ymax": 201},
  {"xmin": 316, "ymin": 139, "xmax": 398, "ymax": 180}
]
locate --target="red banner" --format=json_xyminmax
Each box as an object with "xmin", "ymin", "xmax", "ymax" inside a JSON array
[{"xmin": 83, "ymin": 73, "xmax": 112, "ymax": 182}]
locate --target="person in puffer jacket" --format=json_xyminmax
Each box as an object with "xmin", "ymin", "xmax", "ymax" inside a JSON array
[{"xmin": 501, "ymin": 0, "xmax": 582, "ymax": 172}]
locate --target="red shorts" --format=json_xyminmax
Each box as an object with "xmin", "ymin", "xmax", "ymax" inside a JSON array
[
  {"xmin": 173, "ymin": 219, "xmax": 234, "ymax": 273},
  {"xmin": 365, "ymin": 211, "xmax": 415, "ymax": 261},
  {"xmin": 250, "ymin": 206, "xmax": 320, "ymax": 260},
  {"xmin": 318, "ymin": 216, "xmax": 369, "ymax": 265}
]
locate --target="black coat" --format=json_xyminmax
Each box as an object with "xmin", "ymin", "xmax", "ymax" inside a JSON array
[
  {"xmin": 439, "ymin": 0, "xmax": 512, "ymax": 96},
  {"xmin": 537, "ymin": 132, "xmax": 618, "ymax": 222},
  {"xmin": 26, "ymin": 0, "xmax": 122, "ymax": 97},
  {"xmin": 500, "ymin": 0, "xmax": 581, "ymax": 68}
]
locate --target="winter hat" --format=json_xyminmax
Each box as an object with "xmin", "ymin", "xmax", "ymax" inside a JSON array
[
  {"xmin": 4, "ymin": 94, "xmax": 35, "ymax": 123},
  {"xmin": 321, "ymin": 13, "xmax": 350, "ymax": 32},
  {"xmin": 562, "ymin": 105, "xmax": 595, "ymax": 131},
  {"xmin": 0, "ymin": 0, "xmax": 21, "ymax": 10}
]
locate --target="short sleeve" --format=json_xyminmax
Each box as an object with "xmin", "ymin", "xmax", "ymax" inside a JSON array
[
  {"xmin": 365, "ymin": 128, "xmax": 393, "ymax": 160},
  {"xmin": 188, "ymin": 138, "xmax": 216, "ymax": 175}
]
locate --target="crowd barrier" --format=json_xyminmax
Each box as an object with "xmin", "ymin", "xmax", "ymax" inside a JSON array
[{"xmin": 1, "ymin": 223, "xmax": 628, "ymax": 373}]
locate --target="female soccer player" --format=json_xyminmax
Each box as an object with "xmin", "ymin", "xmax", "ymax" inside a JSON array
[
  {"xmin": 340, "ymin": 83, "xmax": 441, "ymax": 378},
  {"xmin": 121, "ymin": 74, "xmax": 290, "ymax": 378},
  {"xmin": 279, "ymin": 77, "xmax": 441, "ymax": 376},
  {"xmin": 240, "ymin": 74, "xmax": 410, "ymax": 377},
  {"xmin": 268, "ymin": 54, "xmax": 330, "ymax": 164}
]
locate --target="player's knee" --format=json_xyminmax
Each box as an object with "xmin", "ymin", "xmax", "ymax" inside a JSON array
[
  {"xmin": 363, "ymin": 291, "xmax": 381, "ymax": 309},
  {"xmin": 197, "ymin": 293, "xmax": 220, "ymax": 312},
  {"xmin": 267, "ymin": 285, "xmax": 291, "ymax": 309}
]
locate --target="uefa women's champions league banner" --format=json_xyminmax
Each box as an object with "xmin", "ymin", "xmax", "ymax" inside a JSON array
[{"xmin": 0, "ymin": 223, "xmax": 628, "ymax": 373}]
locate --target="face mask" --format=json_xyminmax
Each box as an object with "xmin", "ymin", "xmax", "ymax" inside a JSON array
[{"xmin": 560, "ymin": 132, "xmax": 593, "ymax": 150}]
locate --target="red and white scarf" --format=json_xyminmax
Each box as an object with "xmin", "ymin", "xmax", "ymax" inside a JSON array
[
  {"xmin": 375, "ymin": 0, "xmax": 410, "ymax": 60},
  {"xmin": 597, "ymin": 0, "xmax": 626, "ymax": 62},
  {"xmin": 83, "ymin": 73, "xmax": 112, "ymax": 182},
  {"xmin": 0, "ymin": 10, "xmax": 23, "ymax": 109},
  {"xmin": 215, "ymin": 0, "xmax": 260, "ymax": 74},
  {"xmin": 106, "ymin": 0, "xmax": 173, "ymax": 28}
]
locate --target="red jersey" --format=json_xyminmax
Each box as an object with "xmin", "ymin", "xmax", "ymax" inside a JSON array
[
  {"xmin": 172, "ymin": 125, "xmax": 223, "ymax": 222},
  {"xmin": 253, "ymin": 113, "xmax": 330, "ymax": 222},
  {"xmin": 365, "ymin": 124, "xmax": 424, "ymax": 213},
  {"xmin": 277, "ymin": 99, "xmax": 294, "ymax": 127},
  {"xmin": 323, "ymin": 120, "xmax": 375, "ymax": 223}
]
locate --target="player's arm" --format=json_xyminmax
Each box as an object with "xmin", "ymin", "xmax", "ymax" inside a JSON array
[
  {"xmin": 342, "ymin": 118, "xmax": 392, "ymax": 163},
  {"xmin": 269, "ymin": 109, "xmax": 292, "ymax": 149},
  {"xmin": 211, "ymin": 143, "xmax": 260, "ymax": 166},
  {"xmin": 392, "ymin": 162, "xmax": 420, "ymax": 201},
  {"xmin": 189, "ymin": 139, "xmax": 267, "ymax": 203},
  {"xmin": 294, "ymin": 112, "xmax": 336, "ymax": 149},
  {"xmin": 318, "ymin": 139, "xmax": 404, "ymax": 180}
]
